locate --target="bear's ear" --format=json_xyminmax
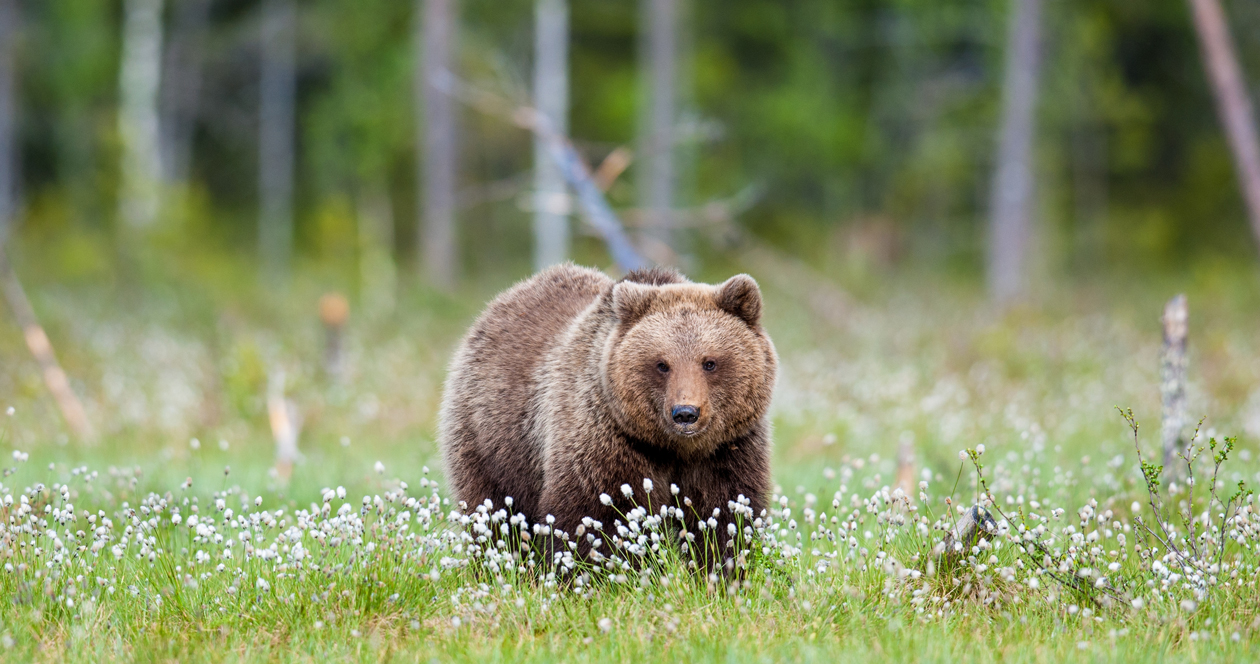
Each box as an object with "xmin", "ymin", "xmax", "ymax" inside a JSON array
[
  {"xmin": 716, "ymin": 274, "xmax": 762, "ymax": 326},
  {"xmin": 612, "ymin": 281, "xmax": 656, "ymax": 326}
]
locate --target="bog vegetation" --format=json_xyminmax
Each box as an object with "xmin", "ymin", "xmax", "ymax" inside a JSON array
[{"xmin": 2, "ymin": 264, "xmax": 1260, "ymax": 662}]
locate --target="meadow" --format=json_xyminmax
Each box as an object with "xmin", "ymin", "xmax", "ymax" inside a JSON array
[{"xmin": 2, "ymin": 256, "xmax": 1260, "ymax": 662}]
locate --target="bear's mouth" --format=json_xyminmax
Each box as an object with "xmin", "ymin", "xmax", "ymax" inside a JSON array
[{"xmin": 672, "ymin": 422, "xmax": 707, "ymax": 437}]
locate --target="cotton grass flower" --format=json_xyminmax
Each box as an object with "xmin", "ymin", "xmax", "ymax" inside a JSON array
[{"xmin": 2, "ymin": 384, "xmax": 1256, "ymax": 653}]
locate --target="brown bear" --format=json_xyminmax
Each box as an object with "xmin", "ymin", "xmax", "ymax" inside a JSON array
[{"xmin": 438, "ymin": 263, "xmax": 776, "ymax": 561}]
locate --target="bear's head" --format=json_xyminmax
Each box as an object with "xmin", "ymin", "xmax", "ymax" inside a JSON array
[{"xmin": 602, "ymin": 271, "xmax": 777, "ymax": 457}]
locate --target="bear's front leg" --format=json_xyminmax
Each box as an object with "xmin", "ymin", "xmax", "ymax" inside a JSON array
[
  {"xmin": 536, "ymin": 454, "xmax": 660, "ymax": 564},
  {"xmin": 538, "ymin": 486, "xmax": 615, "ymax": 563},
  {"xmin": 674, "ymin": 432, "xmax": 771, "ymax": 573}
]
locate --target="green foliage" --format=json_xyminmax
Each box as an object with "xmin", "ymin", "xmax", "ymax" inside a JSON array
[{"xmin": 4, "ymin": 0, "xmax": 1258, "ymax": 281}]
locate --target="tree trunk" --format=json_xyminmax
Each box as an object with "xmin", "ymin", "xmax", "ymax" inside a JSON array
[
  {"xmin": 533, "ymin": 0, "xmax": 570, "ymax": 271},
  {"xmin": 986, "ymin": 0, "xmax": 1041, "ymax": 303},
  {"xmin": 1161, "ymin": 294, "xmax": 1189, "ymax": 471},
  {"xmin": 259, "ymin": 0, "xmax": 296, "ymax": 281},
  {"xmin": 637, "ymin": 0, "xmax": 677, "ymax": 262},
  {"xmin": 1187, "ymin": 0, "xmax": 1260, "ymax": 249},
  {"xmin": 160, "ymin": 0, "xmax": 213, "ymax": 185},
  {"xmin": 0, "ymin": 0, "xmax": 15, "ymax": 242},
  {"xmin": 417, "ymin": 0, "xmax": 458, "ymax": 289},
  {"xmin": 117, "ymin": 0, "xmax": 165, "ymax": 228}
]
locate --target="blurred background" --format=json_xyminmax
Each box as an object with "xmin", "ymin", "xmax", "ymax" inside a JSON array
[{"xmin": 1, "ymin": 0, "xmax": 1259, "ymax": 495}]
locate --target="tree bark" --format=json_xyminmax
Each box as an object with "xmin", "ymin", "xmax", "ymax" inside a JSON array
[
  {"xmin": 533, "ymin": 0, "xmax": 570, "ymax": 271},
  {"xmin": 987, "ymin": 0, "xmax": 1041, "ymax": 303},
  {"xmin": 417, "ymin": 0, "xmax": 458, "ymax": 289},
  {"xmin": 160, "ymin": 0, "xmax": 213, "ymax": 185},
  {"xmin": 259, "ymin": 0, "xmax": 297, "ymax": 281},
  {"xmin": 638, "ymin": 0, "xmax": 677, "ymax": 260},
  {"xmin": 1161, "ymin": 294, "xmax": 1188, "ymax": 470},
  {"xmin": 1187, "ymin": 0, "xmax": 1260, "ymax": 249},
  {"xmin": 0, "ymin": 0, "xmax": 15, "ymax": 242},
  {"xmin": 117, "ymin": 0, "xmax": 165, "ymax": 228},
  {"xmin": 938, "ymin": 506, "xmax": 998, "ymax": 558}
]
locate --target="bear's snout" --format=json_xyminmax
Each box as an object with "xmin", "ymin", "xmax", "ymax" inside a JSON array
[{"xmin": 671, "ymin": 405, "xmax": 699, "ymax": 425}]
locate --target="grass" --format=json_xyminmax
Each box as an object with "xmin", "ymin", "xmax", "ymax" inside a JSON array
[{"xmin": 2, "ymin": 256, "xmax": 1260, "ymax": 662}]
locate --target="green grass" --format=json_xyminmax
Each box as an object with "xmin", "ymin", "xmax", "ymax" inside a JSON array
[{"xmin": 3, "ymin": 260, "xmax": 1260, "ymax": 662}]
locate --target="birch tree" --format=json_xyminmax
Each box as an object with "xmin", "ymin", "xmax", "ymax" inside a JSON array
[
  {"xmin": 259, "ymin": 0, "xmax": 297, "ymax": 280},
  {"xmin": 117, "ymin": 0, "xmax": 164, "ymax": 229},
  {"xmin": 1187, "ymin": 0, "xmax": 1260, "ymax": 250},
  {"xmin": 533, "ymin": 0, "xmax": 569, "ymax": 271},
  {"xmin": 160, "ymin": 0, "xmax": 213, "ymax": 186},
  {"xmin": 417, "ymin": 0, "xmax": 458, "ymax": 289},
  {"xmin": 987, "ymin": 0, "xmax": 1042, "ymax": 303},
  {"xmin": 637, "ymin": 0, "xmax": 677, "ymax": 260}
]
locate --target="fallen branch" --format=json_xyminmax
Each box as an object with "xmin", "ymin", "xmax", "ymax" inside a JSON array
[
  {"xmin": 936, "ymin": 505, "xmax": 997, "ymax": 558},
  {"xmin": 432, "ymin": 71, "xmax": 649, "ymax": 273},
  {"xmin": 593, "ymin": 146, "xmax": 633, "ymax": 192},
  {"xmin": 0, "ymin": 249, "xmax": 94, "ymax": 442},
  {"xmin": 617, "ymin": 184, "xmax": 762, "ymax": 230}
]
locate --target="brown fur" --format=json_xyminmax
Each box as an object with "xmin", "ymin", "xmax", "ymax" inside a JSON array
[{"xmin": 439, "ymin": 263, "xmax": 777, "ymax": 559}]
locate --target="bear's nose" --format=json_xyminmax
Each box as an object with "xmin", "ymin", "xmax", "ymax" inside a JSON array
[{"xmin": 671, "ymin": 405, "xmax": 699, "ymax": 425}]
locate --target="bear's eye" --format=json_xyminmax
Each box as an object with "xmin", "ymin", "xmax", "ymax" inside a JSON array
[
  {"xmin": 702, "ymin": 360, "xmax": 717, "ymax": 372},
  {"xmin": 656, "ymin": 362, "xmax": 670, "ymax": 374}
]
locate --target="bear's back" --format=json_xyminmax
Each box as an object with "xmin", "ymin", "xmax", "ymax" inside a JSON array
[{"xmin": 439, "ymin": 263, "xmax": 612, "ymax": 515}]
